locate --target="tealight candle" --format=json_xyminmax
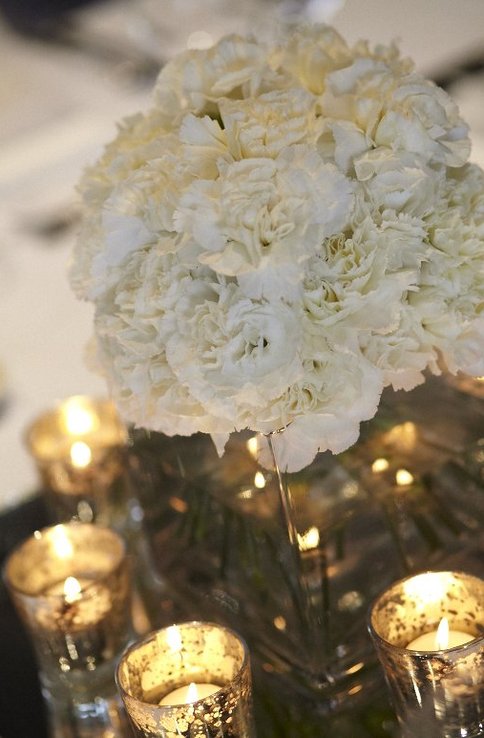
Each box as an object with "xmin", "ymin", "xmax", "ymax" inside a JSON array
[
  {"xmin": 116, "ymin": 621, "xmax": 256, "ymax": 737},
  {"xmin": 25, "ymin": 396, "xmax": 129, "ymax": 523},
  {"xmin": 4, "ymin": 522, "xmax": 133, "ymax": 736},
  {"xmin": 27, "ymin": 396, "xmax": 127, "ymax": 462},
  {"xmin": 369, "ymin": 571, "xmax": 484, "ymax": 738},
  {"xmin": 406, "ymin": 617, "xmax": 474, "ymax": 651},
  {"xmin": 35, "ymin": 574, "xmax": 112, "ymax": 634},
  {"xmin": 159, "ymin": 681, "xmax": 220, "ymax": 705},
  {"xmin": 5, "ymin": 523, "xmax": 131, "ymax": 677}
]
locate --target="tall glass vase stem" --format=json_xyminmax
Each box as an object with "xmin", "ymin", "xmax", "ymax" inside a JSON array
[{"xmin": 266, "ymin": 432, "xmax": 329, "ymax": 670}]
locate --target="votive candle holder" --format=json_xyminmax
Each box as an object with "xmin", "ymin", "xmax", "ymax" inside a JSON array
[
  {"xmin": 25, "ymin": 395, "xmax": 129, "ymax": 525},
  {"xmin": 116, "ymin": 621, "xmax": 257, "ymax": 737},
  {"xmin": 369, "ymin": 570, "xmax": 484, "ymax": 738},
  {"xmin": 4, "ymin": 522, "xmax": 133, "ymax": 737}
]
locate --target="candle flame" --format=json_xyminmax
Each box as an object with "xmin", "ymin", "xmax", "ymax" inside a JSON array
[
  {"xmin": 70, "ymin": 441, "xmax": 92, "ymax": 469},
  {"xmin": 436, "ymin": 618, "xmax": 449, "ymax": 650},
  {"xmin": 63, "ymin": 576, "xmax": 82, "ymax": 604},
  {"xmin": 246, "ymin": 436, "xmax": 259, "ymax": 459},
  {"xmin": 166, "ymin": 625, "xmax": 183, "ymax": 652},
  {"xmin": 50, "ymin": 526, "xmax": 74, "ymax": 559},
  {"xmin": 273, "ymin": 615, "xmax": 286, "ymax": 631},
  {"xmin": 396, "ymin": 468, "xmax": 414, "ymax": 486},
  {"xmin": 64, "ymin": 400, "xmax": 96, "ymax": 435},
  {"xmin": 186, "ymin": 683, "xmax": 200, "ymax": 703},
  {"xmin": 372, "ymin": 457, "xmax": 389, "ymax": 473},
  {"xmin": 386, "ymin": 422, "xmax": 418, "ymax": 451},
  {"xmin": 297, "ymin": 526, "xmax": 320, "ymax": 551},
  {"xmin": 254, "ymin": 471, "xmax": 266, "ymax": 489}
]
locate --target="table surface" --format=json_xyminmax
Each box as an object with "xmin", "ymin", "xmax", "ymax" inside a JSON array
[{"xmin": 0, "ymin": 2, "xmax": 484, "ymax": 736}]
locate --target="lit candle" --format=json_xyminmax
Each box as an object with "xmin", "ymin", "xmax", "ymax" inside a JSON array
[
  {"xmin": 406, "ymin": 617, "xmax": 474, "ymax": 651},
  {"xmin": 37, "ymin": 574, "xmax": 112, "ymax": 633},
  {"xmin": 5, "ymin": 523, "xmax": 131, "ymax": 676},
  {"xmin": 372, "ymin": 457, "xmax": 389, "ymax": 473},
  {"xmin": 159, "ymin": 681, "xmax": 220, "ymax": 705},
  {"xmin": 395, "ymin": 468, "xmax": 414, "ymax": 486},
  {"xmin": 369, "ymin": 571, "xmax": 484, "ymax": 738},
  {"xmin": 117, "ymin": 622, "xmax": 256, "ymax": 737},
  {"xmin": 27, "ymin": 396, "xmax": 127, "ymax": 461},
  {"xmin": 70, "ymin": 441, "xmax": 92, "ymax": 469},
  {"xmin": 297, "ymin": 526, "xmax": 320, "ymax": 552},
  {"xmin": 25, "ymin": 396, "xmax": 128, "ymax": 521},
  {"xmin": 5, "ymin": 523, "xmax": 133, "ymax": 734},
  {"xmin": 246, "ymin": 436, "xmax": 259, "ymax": 459},
  {"xmin": 64, "ymin": 576, "xmax": 82, "ymax": 603},
  {"xmin": 43, "ymin": 575, "xmax": 84, "ymax": 601},
  {"xmin": 385, "ymin": 421, "xmax": 418, "ymax": 451}
]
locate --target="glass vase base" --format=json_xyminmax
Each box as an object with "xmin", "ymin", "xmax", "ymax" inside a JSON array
[{"xmin": 46, "ymin": 690, "xmax": 130, "ymax": 738}]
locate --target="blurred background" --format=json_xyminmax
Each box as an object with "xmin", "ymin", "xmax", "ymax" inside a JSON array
[{"xmin": 1, "ymin": 0, "xmax": 484, "ymax": 512}]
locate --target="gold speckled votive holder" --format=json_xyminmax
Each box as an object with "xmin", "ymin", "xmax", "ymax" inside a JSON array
[
  {"xmin": 4, "ymin": 522, "xmax": 132, "ymax": 737},
  {"xmin": 25, "ymin": 395, "xmax": 129, "ymax": 525},
  {"xmin": 369, "ymin": 571, "xmax": 484, "ymax": 738},
  {"xmin": 116, "ymin": 621, "xmax": 256, "ymax": 737}
]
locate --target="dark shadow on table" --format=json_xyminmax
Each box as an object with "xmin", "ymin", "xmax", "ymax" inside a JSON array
[{"xmin": 0, "ymin": 496, "xmax": 51, "ymax": 738}]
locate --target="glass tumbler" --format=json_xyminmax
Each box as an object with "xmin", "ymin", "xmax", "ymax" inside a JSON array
[
  {"xmin": 25, "ymin": 395, "xmax": 129, "ymax": 526},
  {"xmin": 116, "ymin": 620, "xmax": 257, "ymax": 737},
  {"xmin": 369, "ymin": 570, "xmax": 484, "ymax": 738},
  {"xmin": 4, "ymin": 522, "xmax": 133, "ymax": 737}
]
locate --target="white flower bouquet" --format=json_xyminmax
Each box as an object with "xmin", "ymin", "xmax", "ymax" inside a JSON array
[{"xmin": 71, "ymin": 25, "xmax": 484, "ymax": 471}]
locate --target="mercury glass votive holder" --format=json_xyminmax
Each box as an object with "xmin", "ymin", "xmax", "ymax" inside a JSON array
[
  {"xmin": 116, "ymin": 621, "xmax": 257, "ymax": 737},
  {"xmin": 4, "ymin": 522, "xmax": 133, "ymax": 737},
  {"xmin": 25, "ymin": 395, "xmax": 129, "ymax": 525},
  {"xmin": 369, "ymin": 571, "xmax": 484, "ymax": 738}
]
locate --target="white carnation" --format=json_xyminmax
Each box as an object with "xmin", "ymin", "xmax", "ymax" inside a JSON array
[
  {"xmin": 71, "ymin": 24, "xmax": 483, "ymax": 472},
  {"xmin": 165, "ymin": 284, "xmax": 305, "ymax": 423},
  {"xmin": 219, "ymin": 87, "xmax": 317, "ymax": 159},
  {"xmin": 175, "ymin": 146, "xmax": 354, "ymax": 300},
  {"xmin": 153, "ymin": 35, "xmax": 269, "ymax": 117}
]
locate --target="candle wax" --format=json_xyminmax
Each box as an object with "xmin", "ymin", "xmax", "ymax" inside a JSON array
[
  {"xmin": 407, "ymin": 629, "xmax": 474, "ymax": 651},
  {"xmin": 159, "ymin": 682, "xmax": 220, "ymax": 706}
]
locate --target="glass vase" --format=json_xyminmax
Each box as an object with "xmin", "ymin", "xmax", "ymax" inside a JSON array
[{"xmin": 129, "ymin": 375, "xmax": 484, "ymax": 737}]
